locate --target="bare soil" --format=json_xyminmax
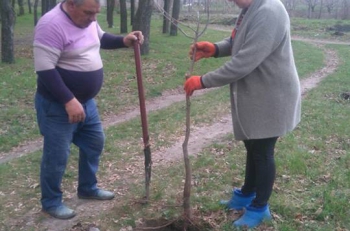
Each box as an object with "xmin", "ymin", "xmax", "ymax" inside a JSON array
[{"xmin": 1, "ymin": 38, "xmax": 342, "ymax": 231}]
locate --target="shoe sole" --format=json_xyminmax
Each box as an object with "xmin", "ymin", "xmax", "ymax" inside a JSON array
[
  {"xmin": 42, "ymin": 209, "xmax": 76, "ymax": 220},
  {"xmin": 77, "ymin": 195, "xmax": 114, "ymax": 200}
]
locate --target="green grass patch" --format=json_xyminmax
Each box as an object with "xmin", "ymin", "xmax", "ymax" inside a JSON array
[
  {"xmin": 0, "ymin": 16, "xmax": 324, "ymax": 152},
  {"xmin": 291, "ymin": 18, "xmax": 350, "ymax": 42}
]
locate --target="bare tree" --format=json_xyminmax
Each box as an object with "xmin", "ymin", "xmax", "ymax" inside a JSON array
[
  {"xmin": 132, "ymin": 0, "xmax": 153, "ymax": 55},
  {"xmin": 162, "ymin": 0, "xmax": 171, "ymax": 33},
  {"xmin": 33, "ymin": 0, "xmax": 38, "ymax": 25},
  {"xmin": 318, "ymin": 0, "xmax": 324, "ymax": 18},
  {"xmin": 106, "ymin": 0, "xmax": 114, "ymax": 28},
  {"xmin": 18, "ymin": 0, "xmax": 24, "ymax": 15},
  {"xmin": 1, "ymin": 0, "xmax": 15, "ymax": 63},
  {"xmin": 304, "ymin": 0, "xmax": 319, "ymax": 18},
  {"xmin": 27, "ymin": 0, "xmax": 31, "ymax": 14},
  {"xmin": 41, "ymin": 0, "xmax": 56, "ymax": 16},
  {"xmin": 170, "ymin": 0, "xmax": 180, "ymax": 36},
  {"xmin": 340, "ymin": 0, "xmax": 350, "ymax": 18},
  {"xmin": 284, "ymin": 0, "xmax": 297, "ymax": 17},
  {"xmin": 325, "ymin": 0, "xmax": 339, "ymax": 15},
  {"xmin": 130, "ymin": 0, "xmax": 135, "ymax": 25},
  {"xmin": 153, "ymin": 1, "xmax": 209, "ymax": 229},
  {"xmin": 120, "ymin": 0, "xmax": 127, "ymax": 33}
]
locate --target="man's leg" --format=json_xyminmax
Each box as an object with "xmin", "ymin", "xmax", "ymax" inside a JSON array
[
  {"xmin": 73, "ymin": 99, "xmax": 112, "ymax": 199},
  {"xmin": 35, "ymin": 93, "xmax": 76, "ymax": 215}
]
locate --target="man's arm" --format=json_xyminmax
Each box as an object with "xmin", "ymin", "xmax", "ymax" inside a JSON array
[
  {"xmin": 100, "ymin": 33, "xmax": 127, "ymax": 49},
  {"xmin": 100, "ymin": 31, "xmax": 144, "ymax": 49}
]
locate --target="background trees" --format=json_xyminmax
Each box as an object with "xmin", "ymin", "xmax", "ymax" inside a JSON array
[
  {"xmin": 106, "ymin": 0, "xmax": 115, "ymax": 28},
  {"xmin": 1, "ymin": 0, "xmax": 15, "ymax": 63},
  {"xmin": 132, "ymin": 0, "xmax": 153, "ymax": 55},
  {"xmin": 1, "ymin": 0, "xmax": 350, "ymax": 64}
]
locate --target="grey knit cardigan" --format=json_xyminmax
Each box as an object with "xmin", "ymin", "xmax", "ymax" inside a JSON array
[{"xmin": 201, "ymin": 0, "xmax": 301, "ymax": 140}]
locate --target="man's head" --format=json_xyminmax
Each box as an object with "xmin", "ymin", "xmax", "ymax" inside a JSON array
[{"xmin": 64, "ymin": 0, "xmax": 101, "ymax": 28}]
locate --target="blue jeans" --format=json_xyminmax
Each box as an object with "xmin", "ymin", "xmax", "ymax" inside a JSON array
[{"xmin": 35, "ymin": 93, "xmax": 105, "ymax": 210}]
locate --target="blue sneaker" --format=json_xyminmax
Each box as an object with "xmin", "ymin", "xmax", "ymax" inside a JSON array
[
  {"xmin": 220, "ymin": 189, "xmax": 256, "ymax": 210},
  {"xmin": 233, "ymin": 204, "xmax": 272, "ymax": 228},
  {"xmin": 43, "ymin": 204, "xmax": 76, "ymax": 220}
]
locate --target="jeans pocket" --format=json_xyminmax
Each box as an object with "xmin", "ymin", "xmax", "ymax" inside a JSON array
[{"xmin": 45, "ymin": 101, "xmax": 67, "ymax": 118}]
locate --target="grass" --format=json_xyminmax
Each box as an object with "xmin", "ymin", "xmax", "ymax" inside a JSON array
[
  {"xmin": 0, "ymin": 20, "xmax": 324, "ymax": 152},
  {"xmin": 291, "ymin": 18, "xmax": 350, "ymax": 42},
  {"xmin": 0, "ymin": 10, "xmax": 349, "ymax": 231}
]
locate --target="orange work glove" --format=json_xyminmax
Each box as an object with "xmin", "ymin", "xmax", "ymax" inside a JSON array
[
  {"xmin": 189, "ymin": 41, "xmax": 216, "ymax": 61},
  {"xmin": 184, "ymin": 76, "xmax": 204, "ymax": 96}
]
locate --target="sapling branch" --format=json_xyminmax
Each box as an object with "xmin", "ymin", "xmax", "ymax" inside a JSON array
[{"xmin": 153, "ymin": 0, "xmax": 210, "ymax": 226}]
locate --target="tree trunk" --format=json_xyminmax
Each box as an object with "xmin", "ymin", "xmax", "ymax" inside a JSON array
[
  {"xmin": 106, "ymin": 0, "xmax": 114, "ymax": 28},
  {"xmin": 132, "ymin": 0, "xmax": 153, "ymax": 55},
  {"xmin": 41, "ymin": 0, "xmax": 45, "ymax": 15},
  {"xmin": 120, "ymin": 0, "xmax": 127, "ymax": 33},
  {"xmin": 27, "ymin": 0, "xmax": 31, "ymax": 14},
  {"xmin": 41, "ymin": 0, "xmax": 55, "ymax": 16},
  {"xmin": 17, "ymin": 0, "xmax": 24, "ymax": 15},
  {"xmin": 170, "ymin": 0, "xmax": 180, "ymax": 36},
  {"xmin": 342, "ymin": 0, "xmax": 350, "ymax": 19},
  {"xmin": 130, "ymin": 0, "xmax": 135, "ymax": 25},
  {"xmin": 162, "ymin": 0, "xmax": 170, "ymax": 33},
  {"xmin": 33, "ymin": 0, "xmax": 38, "ymax": 25},
  {"xmin": 318, "ymin": 0, "xmax": 323, "ymax": 19},
  {"xmin": 1, "ymin": 0, "xmax": 15, "ymax": 63}
]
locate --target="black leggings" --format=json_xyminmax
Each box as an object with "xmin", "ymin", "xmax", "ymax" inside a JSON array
[{"xmin": 241, "ymin": 137, "xmax": 278, "ymax": 207}]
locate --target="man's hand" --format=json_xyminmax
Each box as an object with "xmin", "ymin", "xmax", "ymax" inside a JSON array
[
  {"xmin": 189, "ymin": 41, "xmax": 216, "ymax": 62},
  {"xmin": 184, "ymin": 76, "xmax": 204, "ymax": 96},
  {"xmin": 123, "ymin": 31, "xmax": 144, "ymax": 47},
  {"xmin": 65, "ymin": 98, "xmax": 86, "ymax": 124}
]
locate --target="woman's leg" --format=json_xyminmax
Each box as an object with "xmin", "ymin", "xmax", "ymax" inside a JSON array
[{"xmin": 241, "ymin": 137, "xmax": 278, "ymax": 207}]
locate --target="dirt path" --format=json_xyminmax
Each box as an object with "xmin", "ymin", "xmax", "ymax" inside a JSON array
[{"xmin": 2, "ymin": 41, "xmax": 341, "ymax": 231}]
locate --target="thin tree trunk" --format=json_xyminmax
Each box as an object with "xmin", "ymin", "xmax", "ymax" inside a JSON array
[
  {"xmin": 170, "ymin": 0, "xmax": 180, "ymax": 36},
  {"xmin": 27, "ymin": 0, "xmax": 31, "ymax": 14},
  {"xmin": 318, "ymin": 0, "xmax": 323, "ymax": 19},
  {"xmin": 162, "ymin": 0, "xmax": 170, "ymax": 33},
  {"xmin": 1, "ymin": 0, "xmax": 15, "ymax": 63},
  {"xmin": 33, "ymin": 0, "xmax": 38, "ymax": 25},
  {"xmin": 106, "ymin": 0, "xmax": 115, "ymax": 28},
  {"xmin": 132, "ymin": 0, "xmax": 153, "ymax": 55},
  {"xmin": 18, "ymin": 0, "xmax": 24, "ymax": 15},
  {"xmin": 41, "ymin": 0, "xmax": 55, "ymax": 16},
  {"xmin": 41, "ymin": 0, "xmax": 46, "ymax": 16},
  {"xmin": 130, "ymin": 0, "xmax": 135, "ymax": 25},
  {"xmin": 120, "ymin": 0, "xmax": 127, "ymax": 33}
]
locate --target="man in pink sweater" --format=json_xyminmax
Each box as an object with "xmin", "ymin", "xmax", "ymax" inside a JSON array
[{"xmin": 33, "ymin": 0, "xmax": 143, "ymax": 219}]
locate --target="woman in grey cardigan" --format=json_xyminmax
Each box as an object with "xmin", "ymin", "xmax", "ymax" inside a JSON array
[{"xmin": 184, "ymin": 0, "xmax": 301, "ymax": 228}]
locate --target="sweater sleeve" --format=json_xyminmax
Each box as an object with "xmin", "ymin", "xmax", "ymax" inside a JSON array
[
  {"xmin": 37, "ymin": 69, "xmax": 74, "ymax": 104},
  {"xmin": 214, "ymin": 37, "xmax": 232, "ymax": 57},
  {"xmin": 202, "ymin": 7, "xmax": 288, "ymax": 88},
  {"xmin": 100, "ymin": 33, "xmax": 127, "ymax": 49}
]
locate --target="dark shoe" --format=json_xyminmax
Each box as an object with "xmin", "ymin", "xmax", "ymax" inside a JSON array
[
  {"xmin": 43, "ymin": 204, "xmax": 76, "ymax": 220},
  {"xmin": 78, "ymin": 189, "xmax": 115, "ymax": 200},
  {"xmin": 220, "ymin": 188, "xmax": 256, "ymax": 210},
  {"xmin": 233, "ymin": 204, "xmax": 272, "ymax": 228}
]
